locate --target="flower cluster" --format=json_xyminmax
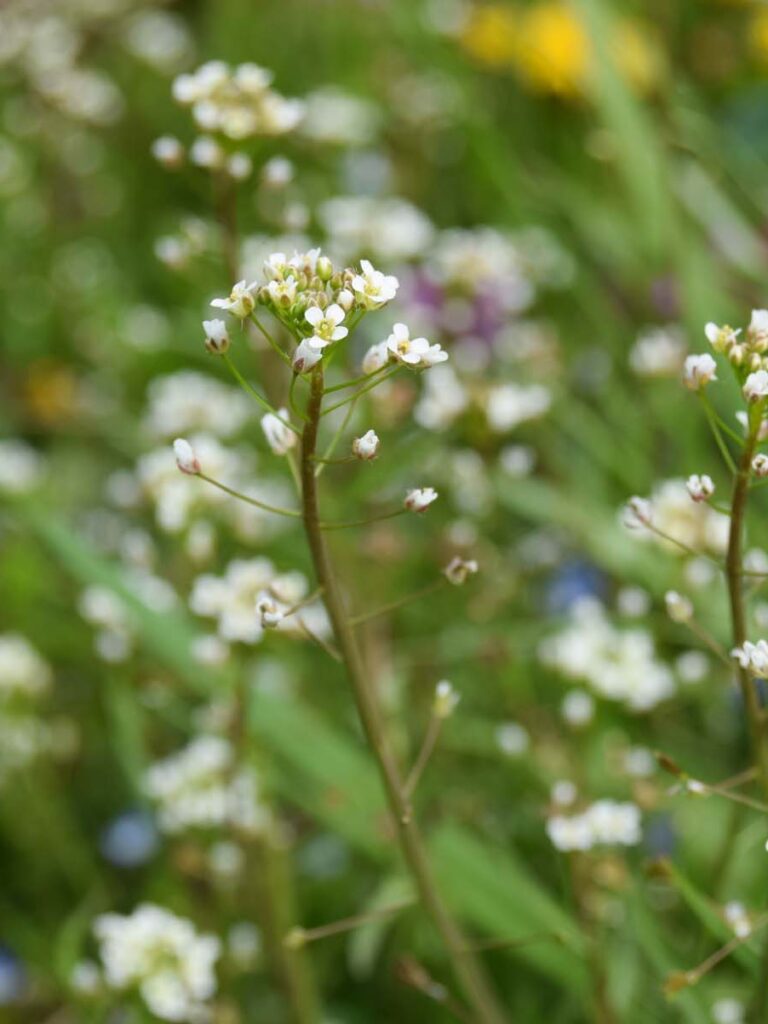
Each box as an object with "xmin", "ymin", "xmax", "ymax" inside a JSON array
[
  {"xmin": 546, "ymin": 799, "xmax": 642, "ymax": 852},
  {"xmin": 705, "ymin": 311, "xmax": 768, "ymax": 373},
  {"xmin": 623, "ymin": 478, "xmax": 729, "ymax": 555},
  {"xmin": 94, "ymin": 904, "xmax": 220, "ymax": 1022},
  {"xmin": 144, "ymin": 735, "xmax": 266, "ymax": 835},
  {"xmin": 731, "ymin": 640, "xmax": 768, "ymax": 678},
  {"xmin": 539, "ymin": 598, "xmax": 675, "ymax": 711},
  {"xmin": 0, "ymin": 634, "xmax": 56, "ymax": 782}
]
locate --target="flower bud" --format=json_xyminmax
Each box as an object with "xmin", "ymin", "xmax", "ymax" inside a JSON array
[
  {"xmin": 665, "ymin": 590, "xmax": 693, "ymax": 623},
  {"xmin": 745, "ymin": 369, "xmax": 768, "ymax": 403},
  {"xmin": 404, "ymin": 487, "xmax": 438, "ymax": 512},
  {"xmin": 151, "ymin": 135, "xmax": 184, "ymax": 169},
  {"xmin": 337, "ymin": 288, "xmax": 354, "ymax": 311},
  {"xmin": 202, "ymin": 318, "xmax": 230, "ymax": 355},
  {"xmin": 623, "ymin": 496, "xmax": 652, "ymax": 529},
  {"xmin": 173, "ymin": 438, "xmax": 200, "ymax": 475},
  {"xmin": 433, "ymin": 680, "xmax": 460, "ymax": 719},
  {"xmin": 685, "ymin": 474, "xmax": 714, "ymax": 503},
  {"xmin": 443, "ymin": 556, "xmax": 479, "ymax": 585},
  {"xmin": 753, "ymin": 454, "xmax": 768, "ymax": 478},
  {"xmin": 683, "ymin": 353, "xmax": 717, "ymax": 391},
  {"xmin": 261, "ymin": 409, "xmax": 296, "ymax": 455},
  {"xmin": 292, "ymin": 338, "xmax": 323, "ymax": 374},
  {"xmin": 316, "ymin": 255, "xmax": 333, "ymax": 281},
  {"xmin": 352, "ymin": 430, "xmax": 380, "ymax": 461}
]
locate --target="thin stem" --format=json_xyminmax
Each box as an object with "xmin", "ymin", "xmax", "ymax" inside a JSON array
[
  {"xmin": 682, "ymin": 618, "xmax": 732, "ymax": 669},
  {"xmin": 725, "ymin": 422, "xmax": 768, "ymax": 801},
  {"xmin": 222, "ymin": 355, "xmax": 301, "ymax": 436},
  {"xmin": 250, "ymin": 313, "xmax": 293, "ymax": 368},
  {"xmin": 319, "ymin": 508, "xmax": 407, "ymax": 532},
  {"xmin": 700, "ymin": 393, "xmax": 739, "ymax": 473},
  {"xmin": 349, "ymin": 579, "xmax": 446, "ymax": 627},
  {"xmin": 289, "ymin": 899, "xmax": 415, "ymax": 945},
  {"xmin": 643, "ymin": 521, "xmax": 722, "ymax": 567},
  {"xmin": 316, "ymin": 395, "xmax": 358, "ymax": 479},
  {"xmin": 324, "ymin": 365, "xmax": 389, "ymax": 395},
  {"xmin": 299, "ymin": 367, "xmax": 509, "ymax": 1024},
  {"xmin": 404, "ymin": 715, "xmax": 443, "ymax": 799},
  {"xmin": 296, "ymin": 618, "xmax": 341, "ymax": 662},
  {"xmin": 320, "ymin": 366, "xmax": 401, "ymax": 417},
  {"xmin": 198, "ymin": 473, "xmax": 302, "ymax": 519}
]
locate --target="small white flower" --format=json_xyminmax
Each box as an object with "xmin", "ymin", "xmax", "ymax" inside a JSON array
[
  {"xmin": 211, "ymin": 280, "xmax": 258, "ymax": 318},
  {"xmin": 433, "ymin": 680, "xmax": 460, "ymax": 718},
  {"xmin": 750, "ymin": 309, "xmax": 768, "ymax": 345},
  {"xmin": 724, "ymin": 901, "xmax": 752, "ymax": 940},
  {"xmin": 151, "ymin": 135, "xmax": 184, "ymax": 168},
  {"xmin": 623, "ymin": 496, "xmax": 652, "ymax": 529},
  {"xmin": 266, "ymin": 276, "xmax": 298, "ymax": 307},
  {"xmin": 352, "ymin": 430, "xmax": 379, "ymax": 461},
  {"xmin": 292, "ymin": 338, "xmax": 323, "ymax": 374},
  {"xmin": 405, "ymin": 487, "xmax": 438, "ymax": 512},
  {"xmin": 443, "ymin": 556, "xmax": 479, "ymax": 585},
  {"xmin": 386, "ymin": 323, "xmax": 448, "ymax": 368},
  {"xmin": 732, "ymin": 640, "xmax": 768, "ymax": 678},
  {"xmin": 261, "ymin": 156, "xmax": 293, "ymax": 187},
  {"xmin": 255, "ymin": 591, "xmax": 284, "ymax": 629},
  {"xmin": 683, "ymin": 353, "xmax": 718, "ymax": 390},
  {"xmin": 351, "ymin": 258, "xmax": 399, "ymax": 309},
  {"xmin": 753, "ymin": 454, "xmax": 768, "ymax": 478},
  {"xmin": 361, "ymin": 340, "xmax": 390, "ymax": 375},
  {"xmin": 705, "ymin": 322, "xmax": 741, "ymax": 352},
  {"xmin": 173, "ymin": 438, "xmax": 200, "ymax": 475},
  {"xmin": 665, "ymin": 590, "xmax": 693, "ymax": 623},
  {"xmin": 261, "ymin": 409, "xmax": 296, "ymax": 456},
  {"xmin": 685, "ymin": 473, "xmax": 714, "ymax": 503},
  {"xmin": 227, "ymin": 152, "xmax": 253, "ymax": 180},
  {"xmin": 744, "ymin": 370, "xmax": 768, "ymax": 403},
  {"xmin": 337, "ymin": 288, "xmax": 354, "ymax": 311},
  {"xmin": 263, "ymin": 252, "xmax": 287, "ymax": 280},
  {"xmin": 561, "ymin": 690, "xmax": 594, "ymax": 727},
  {"xmin": 202, "ymin": 318, "xmax": 230, "ymax": 355},
  {"xmin": 304, "ymin": 303, "xmax": 348, "ymax": 346},
  {"xmin": 189, "ymin": 135, "xmax": 224, "ymax": 169}
]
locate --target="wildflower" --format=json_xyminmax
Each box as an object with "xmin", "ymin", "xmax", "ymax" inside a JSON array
[
  {"xmin": 145, "ymin": 372, "xmax": 249, "ymax": 438},
  {"xmin": 665, "ymin": 590, "xmax": 693, "ymax": 624},
  {"xmin": 561, "ymin": 689, "xmax": 595, "ymax": 725},
  {"xmin": 551, "ymin": 780, "xmax": 578, "ymax": 806},
  {"xmin": 433, "ymin": 680, "xmax": 460, "ymax": 718},
  {"xmin": 189, "ymin": 135, "xmax": 224, "ymax": 169},
  {"xmin": 337, "ymin": 288, "xmax": 354, "ymax": 311},
  {"xmin": 227, "ymin": 152, "xmax": 252, "ymax": 180},
  {"xmin": 386, "ymin": 323, "xmax": 448, "ymax": 368},
  {"xmin": 705, "ymin": 322, "xmax": 741, "ymax": 353},
  {"xmin": 749, "ymin": 309, "xmax": 768, "ymax": 350},
  {"xmin": 202, "ymin": 318, "xmax": 230, "ymax": 355},
  {"xmin": 683, "ymin": 353, "xmax": 718, "ymax": 390},
  {"xmin": 292, "ymin": 338, "xmax": 323, "ymax": 374},
  {"xmin": 262, "ymin": 156, "xmax": 293, "ymax": 187},
  {"xmin": 0, "ymin": 440, "xmax": 44, "ymax": 493},
  {"xmin": 261, "ymin": 410, "xmax": 296, "ymax": 456},
  {"xmin": 173, "ymin": 438, "xmax": 200, "ymax": 475},
  {"xmin": 753, "ymin": 454, "xmax": 768, "ymax": 478},
  {"xmin": 266, "ymin": 276, "xmax": 298, "ymax": 307},
  {"xmin": 404, "ymin": 487, "xmax": 438, "ymax": 512},
  {"xmin": 732, "ymin": 640, "xmax": 768, "ymax": 678},
  {"xmin": 744, "ymin": 370, "xmax": 768, "ymax": 403},
  {"xmin": 211, "ymin": 280, "xmax": 258, "ymax": 318},
  {"xmin": 623, "ymin": 496, "xmax": 652, "ymax": 529},
  {"xmin": 352, "ymin": 430, "xmax": 379, "ymax": 461},
  {"xmin": 255, "ymin": 592, "xmax": 284, "ymax": 629},
  {"xmin": 443, "ymin": 556, "xmax": 479, "ymax": 585},
  {"xmin": 724, "ymin": 901, "xmax": 752, "ymax": 940},
  {"xmin": 685, "ymin": 473, "xmax": 714, "ymax": 503},
  {"xmin": 351, "ymin": 259, "xmax": 399, "ymax": 309},
  {"xmin": 94, "ymin": 904, "xmax": 220, "ymax": 1022},
  {"xmin": 486, "ymin": 383, "xmax": 551, "ymax": 432},
  {"xmin": 361, "ymin": 340, "xmax": 390, "ymax": 375},
  {"xmin": 629, "ymin": 326, "xmax": 686, "ymax": 378},
  {"xmin": 151, "ymin": 135, "xmax": 184, "ymax": 168},
  {"xmin": 495, "ymin": 722, "xmax": 530, "ymax": 756},
  {"xmin": 304, "ymin": 303, "xmax": 347, "ymax": 346}
]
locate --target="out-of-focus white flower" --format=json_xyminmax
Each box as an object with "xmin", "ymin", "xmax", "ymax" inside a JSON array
[
  {"xmin": 94, "ymin": 903, "xmax": 220, "ymax": 1022},
  {"xmin": 144, "ymin": 372, "xmax": 249, "ymax": 439},
  {"xmin": 622, "ymin": 496, "xmax": 652, "ymax": 529},
  {"xmin": 616, "ymin": 586, "xmax": 651, "ymax": 618},
  {"xmin": 623, "ymin": 746, "xmax": 656, "ymax": 778},
  {"xmin": 0, "ymin": 440, "xmax": 45, "ymax": 493},
  {"xmin": 261, "ymin": 409, "xmax": 296, "ymax": 456},
  {"xmin": 624, "ymin": 479, "xmax": 729, "ymax": 555},
  {"xmin": 547, "ymin": 799, "xmax": 642, "ymax": 852},
  {"xmin": 405, "ymin": 487, "xmax": 438, "ymax": 512},
  {"xmin": 542, "ymin": 599, "xmax": 675, "ymax": 712},
  {"xmin": 386, "ymin": 323, "xmax": 448, "ymax": 368},
  {"xmin": 665, "ymin": 590, "xmax": 693, "ymax": 624},
  {"xmin": 744, "ymin": 370, "xmax": 768, "ymax": 403},
  {"xmin": 732, "ymin": 640, "xmax": 768, "ymax": 678},
  {"xmin": 495, "ymin": 722, "xmax": 530, "ymax": 756},
  {"xmin": 749, "ymin": 309, "xmax": 768, "ymax": 347},
  {"xmin": 561, "ymin": 689, "xmax": 595, "ymax": 726},
  {"xmin": 227, "ymin": 152, "xmax": 252, "ymax": 180},
  {"xmin": 433, "ymin": 680, "xmax": 460, "ymax": 718},
  {"xmin": 255, "ymin": 591, "xmax": 285, "ymax": 629},
  {"xmin": 202, "ymin": 318, "xmax": 230, "ymax": 355},
  {"xmin": 686, "ymin": 473, "xmax": 714, "ymax": 503},
  {"xmin": 486, "ymin": 383, "xmax": 550, "ymax": 432},
  {"xmin": 753, "ymin": 454, "xmax": 768, "ymax": 478},
  {"xmin": 151, "ymin": 135, "xmax": 184, "ymax": 169},
  {"xmin": 443, "ymin": 556, "xmax": 478, "ymax": 585},
  {"xmin": 189, "ymin": 135, "xmax": 224, "ymax": 169},
  {"xmin": 551, "ymin": 780, "xmax": 577, "ymax": 807},
  {"xmin": 683, "ymin": 353, "xmax": 718, "ymax": 390},
  {"xmin": 300, "ymin": 87, "xmax": 379, "ymax": 145},
  {"xmin": 173, "ymin": 439, "xmax": 200, "ymax": 475},
  {"xmin": 712, "ymin": 998, "xmax": 746, "ymax": 1024},
  {"xmin": 676, "ymin": 649, "xmax": 709, "ymax": 684},
  {"xmin": 415, "ymin": 364, "xmax": 468, "ymax": 431},
  {"xmin": 210, "ymin": 279, "xmax": 258, "ymax": 318},
  {"xmin": 262, "ymin": 156, "xmax": 293, "ymax": 187},
  {"xmin": 292, "ymin": 338, "xmax": 323, "ymax": 374},
  {"xmin": 318, "ymin": 195, "xmax": 434, "ymax": 262},
  {"xmin": 305, "ymin": 303, "xmax": 347, "ymax": 346},
  {"xmin": 70, "ymin": 959, "xmax": 101, "ymax": 996},
  {"xmin": 629, "ymin": 326, "xmax": 686, "ymax": 378},
  {"xmin": 361, "ymin": 340, "xmax": 390, "ymax": 375},
  {"xmin": 724, "ymin": 901, "xmax": 752, "ymax": 940},
  {"xmin": 351, "ymin": 259, "xmax": 398, "ymax": 309},
  {"xmin": 352, "ymin": 430, "xmax": 380, "ymax": 461}
]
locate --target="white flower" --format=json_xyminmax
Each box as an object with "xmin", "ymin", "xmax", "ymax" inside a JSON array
[
  {"xmin": 94, "ymin": 903, "xmax": 221, "ymax": 1022},
  {"xmin": 189, "ymin": 135, "xmax": 223, "ymax": 169},
  {"xmin": 337, "ymin": 288, "xmax": 354, "ymax": 311},
  {"xmin": 561, "ymin": 689, "xmax": 595, "ymax": 726},
  {"xmin": 261, "ymin": 409, "xmax": 296, "ymax": 456},
  {"xmin": 263, "ymin": 251, "xmax": 287, "ymax": 280},
  {"xmin": 433, "ymin": 680, "xmax": 460, "ymax": 718},
  {"xmin": 404, "ymin": 487, "xmax": 438, "ymax": 512},
  {"xmin": 386, "ymin": 323, "xmax": 448, "ymax": 368},
  {"xmin": 546, "ymin": 800, "xmax": 642, "ymax": 852},
  {"xmin": 361, "ymin": 340, "xmax": 390, "ymax": 375},
  {"xmin": 685, "ymin": 473, "xmax": 714, "ymax": 503},
  {"xmin": 202, "ymin": 318, "xmax": 230, "ymax": 355},
  {"xmin": 705, "ymin": 322, "xmax": 741, "ymax": 352},
  {"xmin": 151, "ymin": 135, "xmax": 184, "ymax": 168},
  {"xmin": 683, "ymin": 353, "xmax": 718, "ymax": 390},
  {"xmin": 304, "ymin": 303, "xmax": 347, "ymax": 346},
  {"xmin": 744, "ymin": 370, "xmax": 768, "ymax": 403},
  {"xmin": 750, "ymin": 309, "xmax": 768, "ymax": 345},
  {"xmin": 0, "ymin": 440, "xmax": 44, "ymax": 493},
  {"xmin": 351, "ymin": 258, "xmax": 399, "ymax": 308},
  {"xmin": 495, "ymin": 722, "xmax": 530, "ymax": 756},
  {"xmin": 486, "ymin": 383, "xmax": 550, "ymax": 432},
  {"xmin": 753, "ymin": 454, "xmax": 768, "ymax": 478},
  {"xmin": 665, "ymin": 590, "xmax": 693, "ymax": 623},
  {"xmin": 443, "ymin": 556, "xmax": 478, "ymax": 585},
  {"xmin": 292, "ymin": 338, "xmax": 323, "ymax": 374},
  {"xmin": 262, "ymin": 156, "xmax": 293, "ymax": 187},
  {"xmin": 255, "ymin": 591, "xmax": 285, "ymax": 628},
  {"xmin": 352, "ymin": 430, "xmax": 379, "ymax": 460},
  {"xmin": 266, "ymin": 276, "xmax": 297, "ymax": 307},
  {"xmin": 552, "ymin": 780, "xmax": 578, "ymax": 806},
  {"xmin": 173, "ymin": 439, "xmax": 200, "ymax": 475},
  {"xmin": 227, "ymin": 152, "xmax": 253, "ymax": 180},
  {"xmin": 724, "ymin": 901, "xmax": 752, "ymax": 940},
  {"xmin": 732, "ymin": 640, "xmax": 768, "ymax": 678},
  {"xmin": 210, "ymin": 280, "xmax": 258, "ymax": 318},
  {"xmin": 623, "ymin": 496, "xmax": 652, "ymax": 529}
]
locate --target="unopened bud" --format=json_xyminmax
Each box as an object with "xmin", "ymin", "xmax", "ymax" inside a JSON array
[{"xmin": 173, "ymin": 438, "xmax": 200, "ymax": 475}]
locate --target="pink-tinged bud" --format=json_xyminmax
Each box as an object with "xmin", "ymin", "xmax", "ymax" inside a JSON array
[
  {"xmin": 202, "ymin": 318, "xmax": 230, "ymax": 355},
  {"xmin": 404, "ymin": 487, "xmax": 438, "ymax": 512},
  {"xmin": 173, "ymin": 438, "xmax": 200, "ymax": 475},
  {"xmin": 352, "ymin": 430, "xmax": 379, "ymax": 461}
]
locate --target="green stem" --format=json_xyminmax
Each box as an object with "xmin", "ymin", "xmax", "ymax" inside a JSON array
[
  {"xmin": 299, "ymin": 367, "xmax": 509, "ymax": 1024},
  {"xmin": 222, "ymin": 355, "xmax": 300, "ymax": 435},
  {"xmin": 321, "ymin": 366, "xmax": 401, "ymax": 417},
  {"xmin": 198, "ymin": 473, "xmax": 302, "ymax": 519},
  {"xmin": 316, "ymin": 396, "xmax": 359, "ymax": 478},
  {"xmin": 700, "ymin": 393, "xmax": 738, "ymax": 474}
]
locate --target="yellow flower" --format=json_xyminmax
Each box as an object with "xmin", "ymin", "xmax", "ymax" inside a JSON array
[
  {"xmin": 514, "ymin": 2, "xmax": 590, "ymax": 96},
  {"xmin": 459, "ymin": 4, "xmax": 519, "ymax": 68}
]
